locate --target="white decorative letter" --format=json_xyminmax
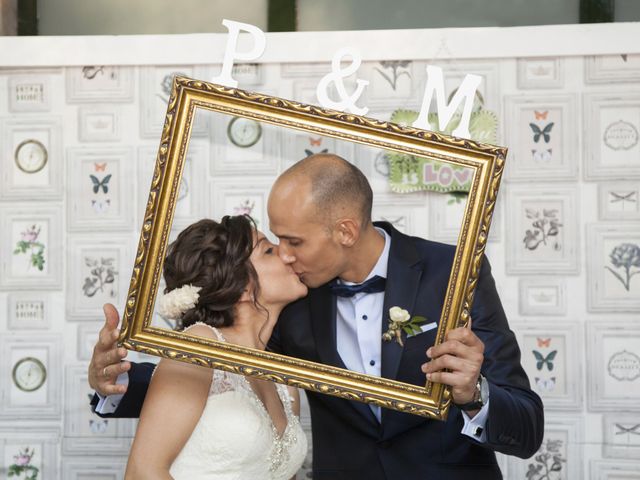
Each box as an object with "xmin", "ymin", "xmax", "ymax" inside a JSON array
[
  {"xmin": 316, "ymin": 48, "xmax": 369, "ymax": 115},
  {"xmin": 211, "ymin": 19, "xmax": 266, "ymax": 88},
  {"xmin": 412, "ymin": 65, "xmax": 482, "ymax": 139}
]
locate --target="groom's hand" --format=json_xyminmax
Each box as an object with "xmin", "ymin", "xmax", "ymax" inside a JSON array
[
  {"xmin": 420, "ymin": 319, "xmax": 484, "ymax": 409},
  {"xmin": 88, "ymin": 304, "xmax": 131, "ymax": 397}
]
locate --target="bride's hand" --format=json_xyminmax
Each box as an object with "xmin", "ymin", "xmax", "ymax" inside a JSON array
[{"xmin": 88, "ymin": 303, "xmax": 131, "ymax": 396}]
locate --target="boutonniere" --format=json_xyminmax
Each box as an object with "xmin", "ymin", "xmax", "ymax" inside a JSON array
[{"xmin": 382, "ymin": 306, "xmax": 428, "ymax": 347}]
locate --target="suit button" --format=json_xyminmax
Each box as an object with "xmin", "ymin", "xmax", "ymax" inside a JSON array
[{"xmin": 378, "ymin": 440, "xmax": 392, "ymax": 449}]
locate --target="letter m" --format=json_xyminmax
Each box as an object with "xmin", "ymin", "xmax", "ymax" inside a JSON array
[{"xmin": 412, "ymin": 65, "xmax": 482, "ymax": 139}]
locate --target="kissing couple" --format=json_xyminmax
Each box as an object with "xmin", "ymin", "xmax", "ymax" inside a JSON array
[{"xmin": 89, "ymin": 153, "xmax": 543, "ymax": 479}]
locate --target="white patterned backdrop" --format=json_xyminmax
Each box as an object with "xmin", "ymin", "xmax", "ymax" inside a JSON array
[{"xmin": 0, "ymin": 24, "xmax": 639, "ymax": 479}]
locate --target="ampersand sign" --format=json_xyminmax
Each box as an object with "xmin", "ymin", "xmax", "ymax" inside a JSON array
[{"xmin": 316, "ymin": 48, "xmax": 369, "ymax": 116}]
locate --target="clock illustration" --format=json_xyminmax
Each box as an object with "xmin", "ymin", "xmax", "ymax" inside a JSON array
[
  {"xmin": 227, "ymin": 117, "xmax": 262, "ymax": 148},
  {"xmin": 14, "ymin": 139, "xmax": 48, "ymax": 174},
  {"xmin": 12, "ymin": 357, "xmax": 47, "ymax": 392}
]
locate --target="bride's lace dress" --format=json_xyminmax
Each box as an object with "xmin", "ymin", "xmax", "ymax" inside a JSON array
[{"xmin": 169, "ymin": 325, "xmax": 307, "ymax": 480}]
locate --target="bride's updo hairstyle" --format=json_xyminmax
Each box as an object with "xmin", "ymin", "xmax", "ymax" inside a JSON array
[{"xmin": 162, "ymin": 216, "xmax": 260, "ymax": 330}]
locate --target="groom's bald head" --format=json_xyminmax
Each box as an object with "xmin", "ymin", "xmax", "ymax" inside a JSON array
[
  {"xmin": 268, "ymin": 154, "xmax": 377, "ymax": 287},
  {"xmin": 273, "ymin": 153, "xmax": 373, "ymax": 227}
]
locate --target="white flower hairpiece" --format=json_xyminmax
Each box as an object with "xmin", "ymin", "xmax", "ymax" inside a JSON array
[{"xmin": 157, "ymin": 284, "xmax": 202, "ymax": 320}]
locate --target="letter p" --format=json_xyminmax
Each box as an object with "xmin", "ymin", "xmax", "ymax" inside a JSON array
[{"xmin": 212, "ymin": 19, "xmax": 266, "ymax": 88}]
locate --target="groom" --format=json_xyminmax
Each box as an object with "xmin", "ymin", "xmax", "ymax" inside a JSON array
[{"xmin": 89, "ymin": 154, "xmax": 543, "ymax": 479}]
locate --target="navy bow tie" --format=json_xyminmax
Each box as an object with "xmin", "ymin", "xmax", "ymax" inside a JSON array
[{"xmin": 329, "ymin": 275, "xmax": 386, "ymax": 298}]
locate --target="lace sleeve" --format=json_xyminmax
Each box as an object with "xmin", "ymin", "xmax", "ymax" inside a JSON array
[{"xmin": 180, "ymin": 323, "xmax": 242, "ymax": 397}]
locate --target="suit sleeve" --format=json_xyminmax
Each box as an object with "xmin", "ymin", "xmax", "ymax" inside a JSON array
[
  {"xmin": 470, "ymin": 257, "xmax": 544, "ymax": 459},
  {"xmin": 89, "ymin": 361, "xmax": 156, "ymax": 418}
]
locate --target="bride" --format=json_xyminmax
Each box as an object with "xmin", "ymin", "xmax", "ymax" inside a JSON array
[{"xmin": 125, "ymin": 216, "xmax": 308, "ymax": 479}]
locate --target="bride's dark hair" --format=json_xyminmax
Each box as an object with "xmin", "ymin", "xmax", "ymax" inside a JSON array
[{"xmin": 162, "ymin": 216, "xmax": 260, "ymax": 330}]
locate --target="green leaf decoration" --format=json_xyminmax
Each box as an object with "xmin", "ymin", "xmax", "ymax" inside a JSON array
[
  {"xmin": 387, "ymin": 107, "xmax": 498, "ymax": 194},
  {"xmin": 389, "ymin": 109, "xmax": 419, "ymax": 126}
]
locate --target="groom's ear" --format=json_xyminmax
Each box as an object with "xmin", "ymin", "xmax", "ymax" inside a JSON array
[{"xmin": 334, "ymin": 218, "xmax": 359, "ymax": 247}]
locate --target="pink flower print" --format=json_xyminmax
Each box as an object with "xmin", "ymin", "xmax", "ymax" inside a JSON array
[
  {"xmin": 13, "ymin": 446, "xmax": 34, "ymax": 466},
  {"xmin": 20, "ymin": 225, "xmax": 41, "ymax": 244},
  {"xmin": 233, "ymin": 199, "xmax": 255, "ymax": 216}
]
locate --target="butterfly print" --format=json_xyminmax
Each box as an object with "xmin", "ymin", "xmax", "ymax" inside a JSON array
[
  {"xmin": 531, "ymin": 149, "xmax": 552, "ymax": 163},
  {"xmin": 537, "ymin": 337, "xmax": 551, "ymax": 348},
  {"xmin": 89, "ymin": 418, "xmax": 109, "ymax": 434},
  {"xmin": 534, "ymin": 110, "xmax": 549, "ymax": 120},
  {"xmin": 309, "ymin": 137, "xmax": 322, "ymax": 146},
  {"xmin": 533, "ymin": 349, "xmax": 557, "ymax": 371},
  {"xmin": 529, "ymin": 122, "xmax": 555, "ymax": 143},
  {"xmin": 92, "ymin": 199, "xmax": 111, "ymax": 214},
  {"xmin": 305, "ymin": 148, "xmax": 328, "ymax": 157},
  {"xmin": 94, "ymin": 162, "xmax": 107, "ymax": 172},
  {"xmin": 90, "ymin": 174, "xmax": 112, "ymax": 194},
  {"xmin": 535, "ymin": 376, "xmax": 556, "ymax": 392}
]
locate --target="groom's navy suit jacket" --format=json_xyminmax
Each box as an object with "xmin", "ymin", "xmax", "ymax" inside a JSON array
[{"xmin": 93, "ymin": 222, "xmax": 543, "ymax": 479}]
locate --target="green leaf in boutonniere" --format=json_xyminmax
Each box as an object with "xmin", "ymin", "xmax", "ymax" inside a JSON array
[{"xmin": 382, "ymin": 307, "xmax": 429, "ymax": 347}]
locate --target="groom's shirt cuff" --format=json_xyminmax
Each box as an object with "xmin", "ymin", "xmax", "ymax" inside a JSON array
[
  {"xmin": 460, "ymin": 400, "xmax": 489, "ymax": 443},
  {"xmin": 94, "ymin": 372, "xmax": 129, "ymax": 414}
]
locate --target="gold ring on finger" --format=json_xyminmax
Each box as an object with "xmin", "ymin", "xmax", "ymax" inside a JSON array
[{"xmin": 103, "ymin": 366, "xmax": 108, "ymax": 379}]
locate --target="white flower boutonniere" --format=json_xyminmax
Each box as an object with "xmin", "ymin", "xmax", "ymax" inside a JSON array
[{"xmin": 382, "ymin": 306, "xmax": 428, "ymax": 347}]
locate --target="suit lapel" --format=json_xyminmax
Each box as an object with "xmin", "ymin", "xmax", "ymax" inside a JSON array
[
  {"xmin": 379, "ymin": 223, "xmax": 423, "ymax": 382},
  {"xmin": 309, "ymin": 284, "xmax": 380, "ymax": 427},
  {"xmin": 309, "ymin": 285, "xmax": 344, "ymax": 369}
]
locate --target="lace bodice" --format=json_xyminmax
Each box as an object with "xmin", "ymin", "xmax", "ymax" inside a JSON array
[{"xmin": 169, "ymin": 324, "xmax": 307, "ymax": 480}]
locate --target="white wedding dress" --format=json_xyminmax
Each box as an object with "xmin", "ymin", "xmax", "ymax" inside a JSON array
[{"xmin": 169, "ymin": 325, "xmax": 307, "ymax": 480}]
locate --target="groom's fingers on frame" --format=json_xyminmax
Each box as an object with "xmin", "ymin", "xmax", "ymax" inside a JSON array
[
  {"xmin": 91, "ymin": 361, "xmax": 130, "ymax": 395},
  {"xmin": 102, "ymin": 303, "xmax": 121, "ymax": 329},
  {"xmin": 97, "ymin": 303, "xmax": 121, "ymax": 351},
  {"xmin": 99, "ymin": 346, "xmax": 129, "ymax": 370},
  {"xmin": 445, "ymin": 327, "xmax": 484, "ymax": 351},
  {"xmin": 96, "ymin": 323, "xmax": 120, "ymax": 354},
  {"xmin": 100, "ymin": 376, "xmax": 129, "ymax": 396},
  {"xmin": 423, "ymin": 370, "xmax": 467, "ymax": 388},
  {"xmin": 421, "ymin": 354, "xmax": 468, "ymax": 375},
  {"xmin": 427, "ymin": 340, "xmax": 483, "ymax": 365},
  {"xmin": 103, "ymin": 360, "xmax": 131, "ymax": 380}
]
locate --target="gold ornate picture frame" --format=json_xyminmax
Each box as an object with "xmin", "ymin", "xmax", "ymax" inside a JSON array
[{"xmin": 119, "ymin": 76, "xmax": 506, "ymax": 420}]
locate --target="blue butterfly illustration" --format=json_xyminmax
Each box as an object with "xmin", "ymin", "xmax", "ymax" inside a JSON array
[
  {"xmin": 90, "ymin": 174, "xmax": 112, "ymax": 194},
  {"xmin": 533, "ymin": 349, "xmax": 557, "ymax": 371},
  {"xmin": 529, "ymin": 122, "xmax": 555, "ymax": 143}
]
